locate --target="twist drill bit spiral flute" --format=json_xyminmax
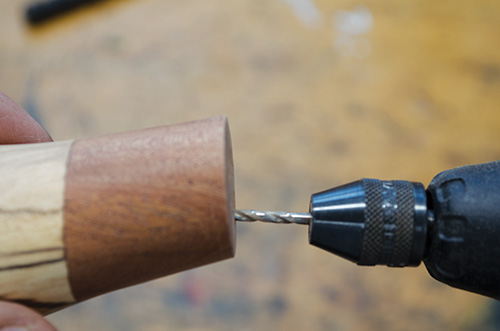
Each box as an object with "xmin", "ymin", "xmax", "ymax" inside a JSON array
[{"xmin": 235, "ymin": 210, "xmax": 311, "ymax": 225}]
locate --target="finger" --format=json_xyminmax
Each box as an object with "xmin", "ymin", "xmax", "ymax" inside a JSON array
[
  {"xmin": 0, "ymin": 301, "xmax": 57, "ymax": 331},
  {"xmin": 0, "ymin": 90, "xmax": 52, "ymax": 144}
]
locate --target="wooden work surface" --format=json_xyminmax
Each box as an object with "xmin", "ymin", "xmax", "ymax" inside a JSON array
[{"xmin": 2, "ymin": 0, "xmax": 500, "ymax": 330}]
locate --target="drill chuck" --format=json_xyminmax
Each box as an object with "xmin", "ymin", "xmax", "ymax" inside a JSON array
[
  {"xmin": 308, "ymin": 161, "xmax": 500, "ymax": 300},
  {"xmin": 237, "ymin": 161, "xmax": 500, "ymax": 299},
  {"xmin": 308, "ymin": 179, "xmax": 428, "ymax": 267}
]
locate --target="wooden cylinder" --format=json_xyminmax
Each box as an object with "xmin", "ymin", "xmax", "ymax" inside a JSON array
[{"xmin": 0, "ymin": 116, "xmax": 235, "ymax": 314}]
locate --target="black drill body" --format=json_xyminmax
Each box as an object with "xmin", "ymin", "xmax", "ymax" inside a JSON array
[{"xmin": 308, "ymin": 160, "xmax": 500, "ymax": 299}]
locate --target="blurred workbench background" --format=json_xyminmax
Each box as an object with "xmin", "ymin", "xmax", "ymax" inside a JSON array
[{"xmin": 1, "ymin": 0, "xmax": 500, "ymax": 330}]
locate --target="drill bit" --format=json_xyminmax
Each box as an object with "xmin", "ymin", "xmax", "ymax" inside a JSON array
[{"xmin": 235, "ymin": 210, "xmax": 311, "ymax": 225}]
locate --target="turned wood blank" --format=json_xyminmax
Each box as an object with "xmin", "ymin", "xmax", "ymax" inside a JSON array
[{"xmin": 0, "ymin": 116, "xmax": 235, "ymax": 313}]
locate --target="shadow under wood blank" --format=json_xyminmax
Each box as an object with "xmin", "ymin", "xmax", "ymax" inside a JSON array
[{"xmin": 0, "ymin": 116, "xmax": 235, "ymax": 314}]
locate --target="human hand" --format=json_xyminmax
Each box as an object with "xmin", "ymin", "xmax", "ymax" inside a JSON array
[
  {"xmin": 0, "ymin": 90, "xmax": 56, "ymax": 330},
  {"xmin": 0, "ymin": 302, "xmax": 57, "ymax": 331},
  {"xmin": 0, "ymin": 90, "xmax": 52, "ymax": 144}
]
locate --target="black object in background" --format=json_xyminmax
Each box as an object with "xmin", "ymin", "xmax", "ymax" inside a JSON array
[{"xmin": 26, "ymin": 0, "xmax": 105, "ymax": 24}]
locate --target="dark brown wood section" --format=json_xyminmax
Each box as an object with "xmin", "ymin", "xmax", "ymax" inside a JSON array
[{"xmin": 63, "ymin": 116, "xmax": 235, "ymax": 301}]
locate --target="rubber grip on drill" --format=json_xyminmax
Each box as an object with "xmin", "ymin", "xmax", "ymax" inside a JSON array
[{"xmin": 425, "ymin": 160, "xmax": 500, "ymax": 300}]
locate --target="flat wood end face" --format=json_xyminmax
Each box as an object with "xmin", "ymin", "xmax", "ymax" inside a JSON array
[
  {"xmin": 64, "ymin": 116, "xmax": 236, "ymax": 301},
  {"xmin": 223, "ymin": 118, "xmax": 236, "ymax": 258}
]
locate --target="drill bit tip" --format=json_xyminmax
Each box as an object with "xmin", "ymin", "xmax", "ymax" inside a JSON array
[{"xmin": 235, "ymin": 209, "xmax": 311, "ymax": 225}]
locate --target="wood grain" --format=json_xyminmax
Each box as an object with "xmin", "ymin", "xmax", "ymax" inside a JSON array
[
  {"xmin": 3, "ymin": 0, "xmax": 498, "ymax": 328},
  {"xmin": 64, "ymin": 116, "xmax": 235, "ymax": 301},
  {"xmin": 0, "ymin": 140, "xmax": 75, "ymax": 313}
]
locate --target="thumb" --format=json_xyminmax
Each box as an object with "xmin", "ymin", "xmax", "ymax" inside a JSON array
[
  {"xmin": 0, "ymin": 90, "xmax": 53, "ymax": 144},
  {"xmin": 0, "ymin": 301, "xmax": 57, "ymax": 331}
]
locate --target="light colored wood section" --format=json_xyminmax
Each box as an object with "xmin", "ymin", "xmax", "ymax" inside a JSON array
[{"xmin": 0, "ymin": 140, "xmax": 75, "ymax": 311}]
